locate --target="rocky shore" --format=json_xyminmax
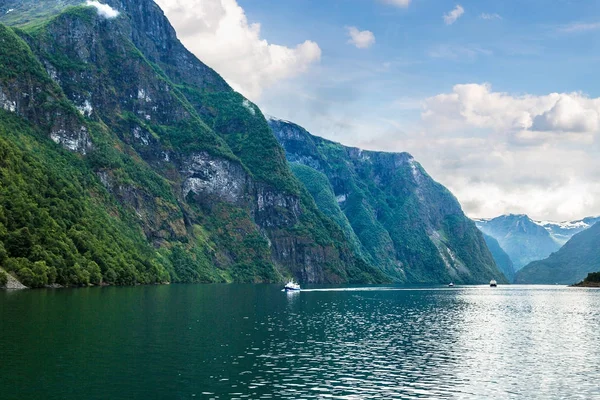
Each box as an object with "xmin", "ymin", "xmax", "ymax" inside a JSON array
[
  {"xmin": 571, "ymin": 281, "xmax": 600, "ymax": 288},
  {"xmin": 0, "ymin": 268, "xmax": 28, "ymax": 290}
]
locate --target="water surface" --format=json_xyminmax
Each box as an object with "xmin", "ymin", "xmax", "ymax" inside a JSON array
[{"xmin": 1, "ymin": 284, "xmax": 599, "ymax": 399}]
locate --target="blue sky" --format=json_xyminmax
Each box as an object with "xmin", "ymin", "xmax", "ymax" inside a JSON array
[
  {"xmin": 156, "ymin": 0, "xmax": 600, "ymax": 221},
  {"xmin": 243, "ymin": 0, "xmax": 600, "ymax": 95}
]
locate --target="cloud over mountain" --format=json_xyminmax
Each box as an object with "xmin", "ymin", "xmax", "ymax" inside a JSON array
[{"xmin": 154, "ymin": 0, "xmax": 321, "ymax": 100}]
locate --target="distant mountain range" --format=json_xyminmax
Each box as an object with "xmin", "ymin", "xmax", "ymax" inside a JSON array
[
  {"xmin": 534, "ymin": 217, "xmax": 600, "ymax": 245},
  {"xmin": 515, "ymin": 221, "xmax": 600, "ymax": 284},
  {"xmin": 475, "ymin": 214, "xmax": 599, "ymax": 282}
]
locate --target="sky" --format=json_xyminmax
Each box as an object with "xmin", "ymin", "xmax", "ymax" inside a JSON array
[{"xmin": 153, "ymin": 0, "xmax": 600, "ymax": 221}]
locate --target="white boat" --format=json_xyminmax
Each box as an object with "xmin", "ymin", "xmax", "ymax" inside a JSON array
[
  {"xmin": 490, "ymin": 280, "xmax": 497, "ymax": 287},
  {"xmin": 284, "ymin": 280, "xmax": 301, "ymax": 291}
]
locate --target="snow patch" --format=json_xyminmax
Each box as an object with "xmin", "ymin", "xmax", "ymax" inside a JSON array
[
  {"xmin": 86, "ymin": 1, "xmax": 120, "ymax": 19},
  {"xmin": 535, "ymin": 220, "xmax": 590, "ymax": 229},
  {"xmin": 6, "ymin": 9, "xmax": 14, "ymax": 14}
]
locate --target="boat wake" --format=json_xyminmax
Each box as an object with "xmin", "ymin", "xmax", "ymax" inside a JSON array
[{"xmin": 293, "ymin": 287, "xmax": 459, "ymax": 292}]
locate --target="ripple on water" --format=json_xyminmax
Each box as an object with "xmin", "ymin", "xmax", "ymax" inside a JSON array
[{"xmin": 227, "ymin": 286, "xmax": 600, "ymax": 399}]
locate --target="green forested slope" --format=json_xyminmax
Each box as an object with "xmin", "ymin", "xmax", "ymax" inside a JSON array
[{"xmin": 270, "ymin": 118, "xmax": 506, "ymax": 284}]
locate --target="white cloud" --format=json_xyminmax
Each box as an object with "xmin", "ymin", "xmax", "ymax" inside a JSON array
[
  {"xmin": 480, "ymin": 13, "xmax": 502, "ymax": 20},
  {"xmin": 379, "ymin": 0, "xmax": 411, "ymax": 8},
  {"xmin": 411, "ymin": 83, "xmax": 600, "ymax": 219},
  {"xmin": 422, "ymin": 83, "xmax": 600, "ymax": 135},
  {"xmin": 559, "ymin": 21, "xmax": 600, "ymax": 33},
  {"xmin": 86, "ymin": 1, "xmax": 120, "ymax": 19},
  {"xmin": 346, "ymin": 27, "xmax": 376, "ymax": 49},
  {"xmin": 154, "ymin": 0, "xmax": 321, "ymax": 100},
  {"xmin": 443, "ymin": 5, "xmax": 464, "ymax": 25}
]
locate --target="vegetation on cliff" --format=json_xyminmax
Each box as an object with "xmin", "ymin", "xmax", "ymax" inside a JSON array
[
  {"xmin": 270, "ymin": 118, "xmax": 506, "ymax": 284},
  {"xmin": 0, "ymin": 0, "xmax": 384, "ymax": 287}
]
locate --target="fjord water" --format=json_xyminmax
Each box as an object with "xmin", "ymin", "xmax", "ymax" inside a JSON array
[{"xmin": 1, "ymin": 285, "xmax": 599, "ymax": 399}]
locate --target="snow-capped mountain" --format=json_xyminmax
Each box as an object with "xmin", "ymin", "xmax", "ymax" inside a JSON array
[
  {"xmin": 474, "ymin": 215, "xmax": 560, "ymax": 272},
  {"xmin": 535, "ymin": 217, "xmax": 600, "ymax": 245},
  {"xmin": 475, "ymin": 214, "xmax": 599, "ymax": 276}
]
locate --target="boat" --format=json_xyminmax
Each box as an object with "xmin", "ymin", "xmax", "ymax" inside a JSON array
[
  {"xmin": 490, "ymin": 280, "xmax": 497, "ymax": 287},
  {"xmin": 448, "ymin": 282, "xmax": 455, "ymax": 287},
  {"xmin": 284, "ymin": 280, "xmax": 301, "ymax": 291}
]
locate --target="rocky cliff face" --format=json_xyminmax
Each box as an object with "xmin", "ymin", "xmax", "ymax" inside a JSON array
[
  {"xmin": 0, "ymin": 0, "xmax": 384, "ymax": 286},
  {"xmin": 269, "ymin": 118, "xmax": 506, "ymax": 284}
]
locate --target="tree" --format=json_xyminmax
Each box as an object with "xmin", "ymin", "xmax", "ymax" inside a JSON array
[
  {"xmin": 87, "ymin": 261, "xmax": 102, "ymax": 285},
  {"xmin": 0, "ymin": 270, "xmax": 7, "ymax": 286}
]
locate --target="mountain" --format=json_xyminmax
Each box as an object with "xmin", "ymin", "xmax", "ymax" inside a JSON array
[
  {"xmin": 515, "ymin": 221, "xmax": 600, "ymax": 284},
  {"xmin": 535, "ymin": 217, "xmax": 600, "ymax": 245},
  {"xmin": 481, "ymin": 233, "xmax": 515, "ymax": 282},
  {"xmin": 0, "ymin": 0, "xmax": 387, "ymax": 287},
  {"xmin": 269, "ymin": 118, "xmax": 506, "ymax": 284},
  {"xmin": 475, "ymin": 215, "xmax": 562, "ymax": 271}
]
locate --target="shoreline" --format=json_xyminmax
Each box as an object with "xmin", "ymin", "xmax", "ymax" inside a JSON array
[{"xmin": 571, "ymin": 281, "xmax": 600, "ymax": 288}]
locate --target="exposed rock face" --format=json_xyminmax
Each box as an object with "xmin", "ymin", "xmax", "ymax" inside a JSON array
[
  {"xmin": 182, "ymin": 152, "xmax": 249, "ymax": 204},
  {"xmin": 0, "ymin": 35, "xmax": 92, "ymax": 155},
  {"xmin": 270, "ymin": 118, "xmax": 507, "ymax": 284},
  {"xmin": 0, "ymin": 268, "xmax": 27, "ymax": 290}
]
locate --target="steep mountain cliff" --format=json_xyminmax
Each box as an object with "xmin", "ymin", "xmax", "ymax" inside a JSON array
[
  {"xmin": 475, "ymin": 215, "xmax": 561, "ymax": 271},
  {"xmin": 0, "ymin": 0, "xmax": 385, "ymax": 286},
  {"xmin": 515, "ymin": 222, "xmax": 600, "ymax": 284},
  {"xmin": 481, "ymin": 233, "xmax": 515, "ymax": 282},
  {"xmin": 269, "ymin": 118, "xmax": 506, "ymax": 284}
]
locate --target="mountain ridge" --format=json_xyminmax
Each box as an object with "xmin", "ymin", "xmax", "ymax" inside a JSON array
[
  {"xmin": 269, "ymin": 118, "xmax": 507, "ymax": 284},
  {"xmin": 515, "ymin": 220, "xmax": 600, "ymax": 284}
]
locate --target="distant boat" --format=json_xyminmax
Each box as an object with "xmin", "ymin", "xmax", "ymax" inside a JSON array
[
  {"xmin": 448, "ymin": 282, "xmax": 455, "ymax": 287},
  {"xmin": 490, "ymin": 280, "xmax": 497, "ymax": 287},
  {"xmin": 284, "ymin": 280, "xmax": 301, "ymax": 291}
]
